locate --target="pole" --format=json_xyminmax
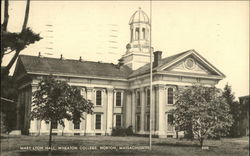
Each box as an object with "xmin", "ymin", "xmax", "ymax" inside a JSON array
[{"xmin": 149, "ymin": 0, "xmax": 153, "ymax": 150}]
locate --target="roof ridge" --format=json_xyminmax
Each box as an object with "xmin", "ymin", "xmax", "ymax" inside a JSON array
[{"xmin": 19, "ymin": 54, "xmax": 117, "ymax": 65}]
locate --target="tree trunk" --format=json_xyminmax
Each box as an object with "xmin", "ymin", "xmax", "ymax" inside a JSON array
[
  {"xmin": 200, "ymin": 138, "xmax": 204, "ymax": 147},
  {"xmin": 1, "ymin": 49, "xmax": 21, "ymax": 77},
  {"xmin": 22, "ymin": 0, "xmax": 30, "ymax": 32},
  {"xmin": 1, "ymin": 0, "xmax": 9, "ymax": 63},
  {"xmin": 48, "ymin": 121, "xmax": 53, "ymax": 155},
  {"xmin": 2, "ymin": 0, "xmax": 9, "ymax": 31}
]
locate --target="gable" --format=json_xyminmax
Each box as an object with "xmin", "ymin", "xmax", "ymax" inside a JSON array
[
  {"xmin": 166, "ymin": 56, "xmax": 212, "ymax": 75},
  {"xmin": 158, "ymin": 50, "xmax": 225, "ymax": 78}
]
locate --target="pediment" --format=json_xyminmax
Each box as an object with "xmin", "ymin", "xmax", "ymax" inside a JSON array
[
  {"xmin": 166, "ymin": 57, "xmax": 211, "ymax": 75},
  {"xmin": 158, "ymin": 50, "xmax": 225, "ymax": 78}
]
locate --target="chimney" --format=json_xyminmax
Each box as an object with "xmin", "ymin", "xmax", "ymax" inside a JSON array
[
  {"xmin": 118, "ymin": 58, "xmax": 124, "ymax": 66},
  {"xmin": 153, "ymin": 51, "xmax": 162, "ymax": 67}
]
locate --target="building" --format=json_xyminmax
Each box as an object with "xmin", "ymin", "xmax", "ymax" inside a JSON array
[
  {"xmin": 238, "ymin": 95, "xmax": 249, "ymax": 136},
  {"xmin": 13, "ymin": 8, "xmax": 225, "ymax": 138}
]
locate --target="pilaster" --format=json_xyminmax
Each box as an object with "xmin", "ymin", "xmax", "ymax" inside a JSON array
[
  {"xmin": 106, "ymin": 88, "xmax": 114, "ymax": 135},
  {"xmin": 155, "ymin": 84, "xmax": 166, "ymax": 138},
  {"xmin": 85, "ymin": 87, "xmax": 93, "ymax": 135},
  {"xmin": 125, "ymin": 89, "xmax": 132, "ymax": 127},
  {"xmin": 131, "ymin": 89, "xmax": 136, "ymax": 132},
  {"xmin": 139, "ymin": 87, "xmax": 145, "ymax": 134}
]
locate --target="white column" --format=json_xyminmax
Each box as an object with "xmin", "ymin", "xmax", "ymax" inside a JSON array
[
  {"xmin": 30, "ymin": 85, "xmax": 38, "ymax": 134},
  {"xmin": 63, "ymin": 119, "xmax": 70, "ymax": 134},
  {"xmin": 152, "ymin": 86, "xmax": 156, "ymax": 134},
  {"xmin": 125, "ymin": 90, "xmax": 132, "ymax": 127},
  {"xmin": 40, "ymin": 120, "xmax": 47, "ymax": 132},
  {"xmin": 106, "ymin": 88, "xmax": 114, "ymax": 135},
  {"xmin": 157, "ymin": 85, "xmax": 166, "ymax": 138},
  {"xmin": 131, "ymin": 90, "xmax": 136, "ymax": 132},
  {"xmin": 30, "ymin": 119, "xmax": 37, "ymax": 134},
  {"xmin": 139, "ymin": 87, "xmax": 145, "ymax": 134},
  {"xmin": 85, "ymin": 87, "xmax": 93, "ymax": 134}
]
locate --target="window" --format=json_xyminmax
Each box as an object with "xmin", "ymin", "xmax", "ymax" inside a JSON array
[
  {"xmin": 135, "ymin": 27, "xmax": 139, "ymax": 40},
  {"xmin": 95, "ymin": 114, "xmax": 102, "ymax": 130},
  {"xmin": 96, "ymin": 90, "xmax": 102, "ymax": 106},
  {"xmin": 136, "ymin": 115, "xmax": 141, "ymax": 131},
  {"xmin": 142, "ymin": 28, "xmax": 146, "ymax": 39},
  {"xmin": 116, "ymin": 92, "xmax": 122, "ymax": 107},
  {"xmin": 115, "ymin": 114, "xmax": 122, "ymax": 127},
  {"xmin": 168, "ymin": 114, "xmax": 174, "ymax": 125},
  {"xmin": 167, "ymin": 114, "xmax": 174, "ymax": 131},
  {"xmin": 136, "ymin": 91, "xmax": 140, "ymax": 106},
  {"xmin": 146, "ymin": 114, "xmax": 150, "ymax": 131},
  {"xmin": 130, "ymin": 29, "xmax": 133, "ymax": 41},
  {"xmin": 168, "ymin": 88, "xmax": 174, "ymax": 104},
  {"xmin": 51, "ymin": 121, "xmax": 57, "ymax": 129},
  {"xmin": 74, "ymin": 122, "xmax": 80, "ymax": 130},
  {"xmin": 147, "ymin": 89, "xmax": 150, "ymax": 106}
]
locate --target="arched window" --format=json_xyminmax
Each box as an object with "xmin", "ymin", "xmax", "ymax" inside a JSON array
[
  {"xmin": 167, "ymin": 88, "xmax": 174, "ymax": 104},
  {"xmin": 142, "ymin": 28, "xmax": 146, "ymax": 39},
  {"xmin": 96, "ymin": 90, "xmax": 102, "ymax": 106},
  {"xmin": 135, "ymin": 27, "xmax": 140, "ymax": 40}
]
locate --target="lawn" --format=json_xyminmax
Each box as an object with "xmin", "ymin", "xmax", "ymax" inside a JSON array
[{"xmin": 0, "ymin": 135, "xmax": 249, "ymax": 156}]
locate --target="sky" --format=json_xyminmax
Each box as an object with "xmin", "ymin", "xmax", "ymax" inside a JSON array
[{"xmin": 1, "ymin": 1, "xmax": 249, "ymax": 98}]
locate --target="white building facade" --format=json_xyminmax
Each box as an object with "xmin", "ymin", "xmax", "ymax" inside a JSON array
[{"xmin": 14, "ymin": 8, "xmax": 225, "ymax": 138}]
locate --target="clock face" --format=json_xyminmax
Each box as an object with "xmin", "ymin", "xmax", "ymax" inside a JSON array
[{"xmin": 185, "ymin": 58, "xmax": 195, "ymax": 69}]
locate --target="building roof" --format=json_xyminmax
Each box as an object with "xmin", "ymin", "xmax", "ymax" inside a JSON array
[
  {"xmin": 18, "ymin": 55, "xmax": 133, "ymax": 79},
  {"xmin": 16, "ymin": 49, "xmax": 224, "ymax": 81},
  {"xmin": 129, "ymin": 8, "xmax": 150, "ymax": 25}
]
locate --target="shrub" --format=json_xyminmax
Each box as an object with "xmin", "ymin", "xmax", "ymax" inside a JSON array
[{"xmin": 111, "ymin": 126, "xmax": 134, "ymax": 136}]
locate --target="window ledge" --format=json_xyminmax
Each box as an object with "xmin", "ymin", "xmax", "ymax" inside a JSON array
[
  {"xmin": 115, "ymin": 106, "xmax": 123, "ymax": 108},
  {"xmin": 166, "ymin": 104, "xmax": 174, "ymax": 106}
]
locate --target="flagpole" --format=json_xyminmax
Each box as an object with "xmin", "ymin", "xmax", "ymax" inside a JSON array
[{"xmin": 149, "ymin": 0, "xmax": 153, "ymax": 150}]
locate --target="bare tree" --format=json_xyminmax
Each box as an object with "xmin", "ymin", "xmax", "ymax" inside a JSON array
[{"xmin": 1, "ymin": 0, "xmax": 41, "ymax": 77}]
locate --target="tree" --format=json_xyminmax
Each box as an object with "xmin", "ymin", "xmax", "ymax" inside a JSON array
[
  {"xmin": 1, "ymin": 0, "xmax": 41, "ymax": 77},
  {"xmin": 30, "ymin": 75, "xmax": 94, "ymax": 152},
  {"xmin": 173, "ymin": 85, "xmax": 233, "ymax": 147},
  {"xmin": 0, "ymin": 76, "xmax": 17, "ymax": 132},
  {"xmin": 222, "ymin": 83, "xmax": 240, "ymax": 137}
]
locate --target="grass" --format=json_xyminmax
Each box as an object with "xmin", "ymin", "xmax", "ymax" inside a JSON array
[{"xmin": 0, "ymin": 135, "xmax": 249, "ymax": 156}]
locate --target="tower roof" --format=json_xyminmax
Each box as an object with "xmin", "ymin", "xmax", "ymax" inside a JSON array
[{"xmin": 129, "ymin": 7, "xmax": 150, "ymax": 25}]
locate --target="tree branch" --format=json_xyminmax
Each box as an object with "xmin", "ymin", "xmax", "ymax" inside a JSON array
[{"xmin": 4, "ymin": 49, "xmax": 15, "ymax": 55}]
